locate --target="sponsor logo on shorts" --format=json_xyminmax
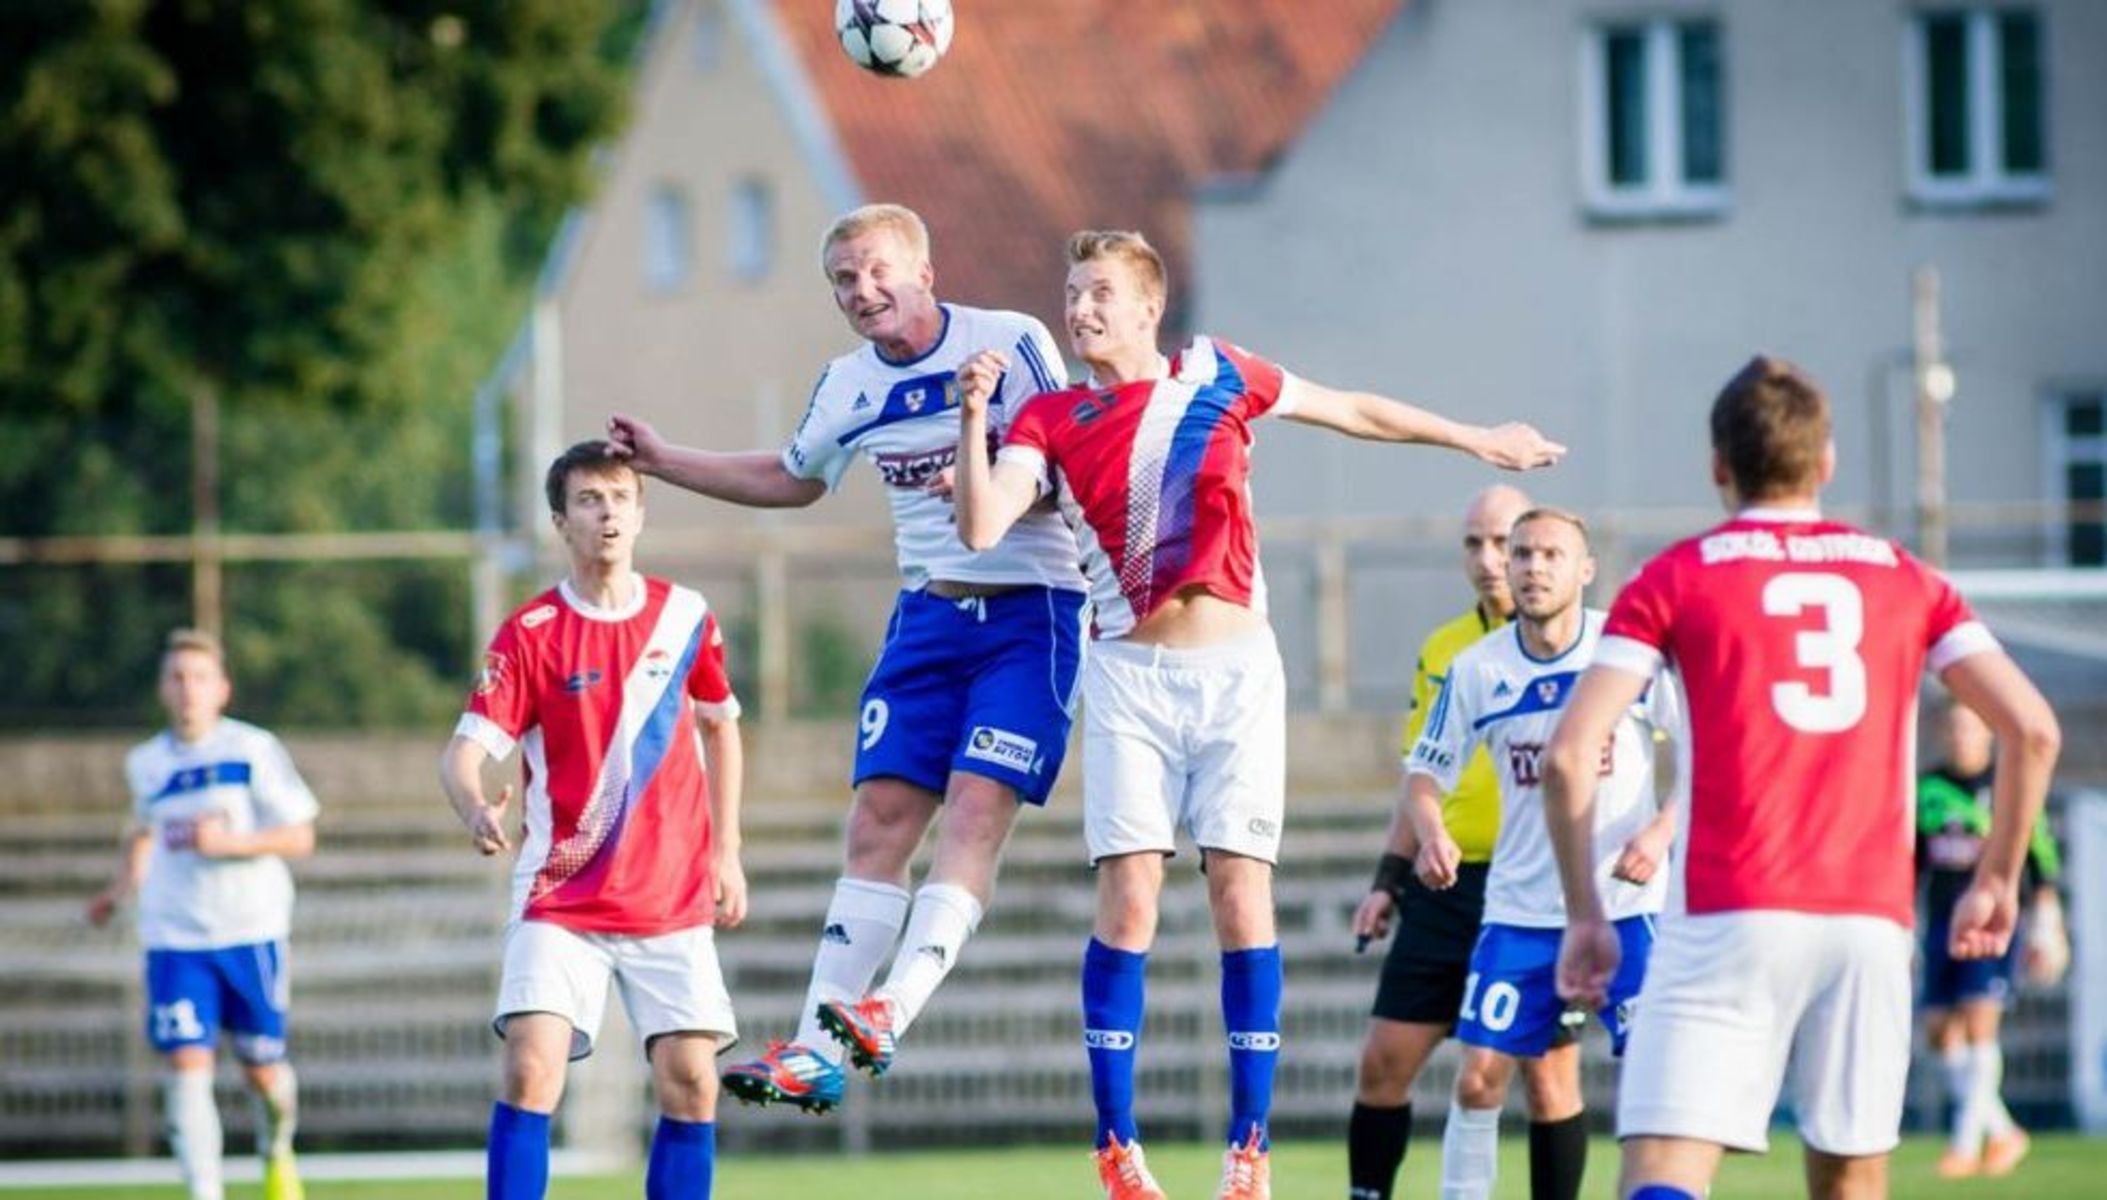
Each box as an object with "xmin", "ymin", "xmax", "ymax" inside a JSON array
[
  {"xmin": 821, "ymin": 922, "xmax": 852, "ymax": 946},
  {"xmin": 964, "ymin": 726, "xmax": 1038, "ymax": 773},
  {"xmin": 1227, "ymin": 1031, "xmax": 1281, "ymax": 1052},
  {"xmin": 1082, "ymin": 1028, "xmax": 1135, "ymax": 1050},
  {"xmin": 1247, "ymin": 817, "xmax": 1279, "ymax": 841}
]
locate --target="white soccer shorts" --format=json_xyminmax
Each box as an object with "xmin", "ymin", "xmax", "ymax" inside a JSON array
[
  {"xmin": 1616, "ymin": 909, "xmax": 1913, "ymax": 1156},
  {"xmin": 1080, "ymin": 629, "xmax": 1286, "ymax": 865},
  {"xmin": 493, "ymin": 920, "xmax": 737, "ymax": 1060}
]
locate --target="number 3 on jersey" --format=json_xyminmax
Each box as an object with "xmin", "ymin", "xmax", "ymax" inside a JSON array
[
  {"xmin": 1762, "ymin": 573, "xmax": 1867, "ymax": 733},
  {"xmin": 860, "ymin": 698, "xmax": 891, "ymax": 750}
]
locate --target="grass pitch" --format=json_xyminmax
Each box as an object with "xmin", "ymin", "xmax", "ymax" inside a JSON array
[{"xmin": 24, "ymin": 1133, "xmax": 2107, "ymax": 1198}]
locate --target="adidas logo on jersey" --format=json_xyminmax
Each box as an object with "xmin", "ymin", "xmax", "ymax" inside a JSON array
[
  {"xmin": 851, "ymin": 392, "xmax": 872, "ymax": 411},
  {"xmin": 821, "ymin": 922, "xmax": 852, "ymax": 946},
  {"xmin": 1492, "ymin": 679, "xmax": 1514, "ymax": 699}
]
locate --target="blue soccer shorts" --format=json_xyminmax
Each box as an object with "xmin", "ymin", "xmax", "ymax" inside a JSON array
[
  {"xmin": 854, "ymin": 585, "xmax": 1086, "ymax": 806},
  {"xmin": 1919, "ymin": 916, "xmax": 2020, "ymax": 1008},
  {"xmin": 1456, "ymin": 915, "xmax": 1655, "ymax": 1058},
  {"xmin": 145, "ymin": 939, "xmax": 291, "ymax": 1064}
]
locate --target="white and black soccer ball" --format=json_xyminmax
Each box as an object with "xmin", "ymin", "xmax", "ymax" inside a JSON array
[{"xmin": 835, "ymin": 0, "xmax": 955, "ymax": 79}]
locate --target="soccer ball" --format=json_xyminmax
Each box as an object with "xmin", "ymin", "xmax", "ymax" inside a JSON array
[{"xmin": 835, "ymin": 0, "xmax": 955, "ymax": 79}]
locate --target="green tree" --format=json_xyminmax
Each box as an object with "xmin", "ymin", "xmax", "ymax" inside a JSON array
[{"xmin": 0, "ymin": 0, "xmax": 646, "ymax": 727}]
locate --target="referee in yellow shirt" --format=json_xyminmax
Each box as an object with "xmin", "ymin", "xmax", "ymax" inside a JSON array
[{"xmin": 1346, "ymin": 485, "xmax": 1583, "ymax": 1200}]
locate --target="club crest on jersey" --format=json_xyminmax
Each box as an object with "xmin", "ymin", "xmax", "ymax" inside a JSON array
[
  {"xmin": 903, "ymin": 384, "xmax": 932, "ymax": 413},
  {"xmin": 643, "ymin": 649, "xmax": 675, "ymax": 681},
  {"xmin": 1536, "ymin": 679, "xmax": 1562, "ymax": 705},
  {"xmin": 474, "ymin": 652, "xmax": 508, "ymax": 696},
  {"xmin": 964, "ymin": 726, "xmax": 1038, "ymax": 772},
  {"xmin": 520, "ymin": 604, "xmax": 558, "ymax": 630}
]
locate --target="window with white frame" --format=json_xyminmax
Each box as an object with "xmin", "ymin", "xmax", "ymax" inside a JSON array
[
  {"xmin": 1580, "ymin": 18, "xmax": 1726, "ymax": 218},
  {"xmin": 1905, "ymin": 8, "xmax": 2047, "ymax": 206},
  {"xmin": 729, "ymin": 177, "xmax": 774, "ymax": 283},
  {"xmin": 2046, "ymin": 391, "xmax": 2105, "ymax": 566},
  {"xmin": 643, "ymin": 183, "xmax": 692, "ymax": 293}
]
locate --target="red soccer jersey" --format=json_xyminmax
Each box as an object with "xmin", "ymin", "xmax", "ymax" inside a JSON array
[
  {"xmin": 997, "ymin": 336, "xmax": 1304, "ymax": 638},
  {"xmin": 454, "ymin": 577, "xmax": 741, "ymax": 936},
  {"xmin": 1594, "ymin": 510, "xmax": 1997, "ymax": 928}
]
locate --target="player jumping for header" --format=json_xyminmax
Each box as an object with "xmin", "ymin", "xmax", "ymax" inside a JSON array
[
  {"xmin": 953, "ymin": 229, "xmax": 1562, "ymax": 1199},
  {"xmin": 608, "ymin": 203, "xmax": 1087, "ymax": 1113}
]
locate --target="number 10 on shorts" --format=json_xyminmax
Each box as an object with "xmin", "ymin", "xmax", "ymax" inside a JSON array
[{"xmin": 1460, "ymin": 971, "xmax": 1521, "ymax": 1032}]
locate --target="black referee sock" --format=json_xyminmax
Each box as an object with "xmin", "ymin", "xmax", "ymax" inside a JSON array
[
  {"xmin": 1347, "ymin": 1101, "xmax": 1412, "ymax": 1200},
  {"xmin": 1529, "ymin": 1111, "xmax": 1589, "ymax": 1200}
]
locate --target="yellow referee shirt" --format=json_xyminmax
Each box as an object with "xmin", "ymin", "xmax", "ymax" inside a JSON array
[{"xmin": 1399, "ymin": 605, "xmax": 1507, "ymax": 863}]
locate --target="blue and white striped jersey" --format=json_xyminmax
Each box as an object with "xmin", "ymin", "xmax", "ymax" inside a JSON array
[
  {"xmin": 781, "ymin": 304, "xmax": 1085, "ymax": 591},
  {"xmin": 125, "ymin": 719, "xmax": 318, "ymax": 949},
  {"xmin": 1408, "ymin": 610, "xmax": 1681, "ymax": 927}
]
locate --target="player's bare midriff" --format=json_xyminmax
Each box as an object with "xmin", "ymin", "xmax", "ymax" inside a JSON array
[
  {"xmin": 925, "ymin": 579, "xmax": 1031, "ymax": 600},
  {"xmin": 1122, "ymin": 585, "xmax": 1266, "ymax": 648}
]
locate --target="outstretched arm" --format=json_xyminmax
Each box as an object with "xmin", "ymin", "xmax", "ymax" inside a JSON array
[
  {"xmin": 606, "ymin": 413, "xmax": 826, "ymax": 509},
  {"xmin": 1282, "ymin": 381, "xmax": 1566, "ymax": 471},
  {"xmin": 954, "ymin": 350, "xmax": 1046, "ymax": 551}
]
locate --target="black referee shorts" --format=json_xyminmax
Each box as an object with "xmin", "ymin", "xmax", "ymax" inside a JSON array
[{"xmin": 1371, "ymin": 862, "xmax": 1488, "ymax": 1026}]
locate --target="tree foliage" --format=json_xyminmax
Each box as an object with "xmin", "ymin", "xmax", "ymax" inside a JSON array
[{"xmin": 0, "ymin": 0, "xmax": 645, "ymax": 726}]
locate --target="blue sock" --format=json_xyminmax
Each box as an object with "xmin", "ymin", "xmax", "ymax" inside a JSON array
[
  {"xmin": 1081, "ymin": 937, "xmax": 1147, "ymax": 1149},
  {"xmin": 486, "ymin": 1102, "xmax": 551, "ymax": 1200},
  {"xmin": 1628, "ymin": 1188, "xmax": 1699, "ymax": 1200},
  {"xmin": 1221, "ymin": 944, "xmax": 1282, "ymax": 1150},
  {"xmin": 646, "ymin": 1116, "xmax": 715, "ymax": 1200}
]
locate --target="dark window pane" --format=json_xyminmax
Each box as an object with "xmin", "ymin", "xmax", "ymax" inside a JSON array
[
  {"xmin": 2071, "ymin": 462, "xmax": 2105, "ymax": 565},
  {"xmin": 1679, "ymin": 23, "xmax": 1724, "ymax": 184},
  {"xmin": 1926, "ymin": 15, "xmax": 1970, "ymax": 176},
  {"xmin": 2068, "ymin": 397, "xmax": 2104, "ymax": 438},
  {"xmin": 1999, "ymin": 11, "xmax": 2044, "ymax": 174},
  {"xmin": 1606, "ymin": 29, "xmax": 1649, "ymax": 186}
]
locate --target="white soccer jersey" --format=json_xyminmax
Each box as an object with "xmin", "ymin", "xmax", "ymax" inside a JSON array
[
  {"xmin": 125, "ymin": 719, "xmax": 319, "ymax": 950},
  {"xmin": 781, "ymin": 304, "xmax": 1086, "ymax": 591},
  {"xmin": 1407, "ymin": 610, "xmax": 1679, "ymax": 928}
]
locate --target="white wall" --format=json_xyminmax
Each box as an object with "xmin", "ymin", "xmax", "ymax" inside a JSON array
[{"xmin": 1197, "ymin": 0, "xmax": 2107, "ymax": 541}]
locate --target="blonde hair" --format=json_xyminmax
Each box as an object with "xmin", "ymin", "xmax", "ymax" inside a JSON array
[
  {"xmin": 819, "ymin": 203, "xmax": 930, "ymax": 275},
  {"xmin": 1066, "ymin": 230, "xmax": 1167, "ymax": 301},
  {"xmin": 162, "ymin": 628, "xmax": 225, "ymax": 667},
  {"xmin": 1511, "ymin": 507, "xmax": 1591, "ymax": 549}
]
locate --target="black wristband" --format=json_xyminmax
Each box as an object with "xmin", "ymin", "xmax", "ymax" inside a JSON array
[{"xmin": 1372, "ymin": 852, "xmax": 1413, "ymax": 902}]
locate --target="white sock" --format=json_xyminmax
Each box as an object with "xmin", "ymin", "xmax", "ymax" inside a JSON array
[
  {"xmin": 792, "ymin": 878, "xmax": 909, "ymax": 1062},
  {"xmin": 164, "ymin": 1069, "xmax": 224, "ymax": 1200},
  {"xmin": 1941, "ymin": 1043, "xmax": 1973, "ymax": 1151},
  {"xmin": 1974, "ymin": 1043, "xmax": 2018, "ymax": 1139},
  {"xmin": 874, "ymin": 883, "xmax": 984, "ymax": 1034},
  {"xmin": 1952, "ymin": 1043, "xmax": 1994, "ymax": 1156},
  {"xmin": 1439, "ymin": 1102, "xmax": 1500, "ymax": 1200},
  {"xmin": 252, "ymin": 1064, "xmax": 297, "ymax": 1160}
]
